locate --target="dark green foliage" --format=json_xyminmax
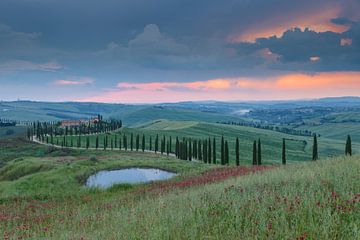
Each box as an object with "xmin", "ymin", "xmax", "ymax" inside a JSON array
[
  {"xmin": 188, "ymin": 139, "xmax": 192, "ymax": 161},
  {"xmin": 312, "ymin": 135, "xmax": 318, "ymax": 161},
  {"xmin": 221, "ymin": 136, "xmax": 225, "ymax": 165},
  {"xmin": 203, "ymin": 139, "xmax": 207, "ymax": 163},
  {"xmin": 142, "ymin": 134, "xmax": 145, "ymax": 152},
  {"xmin": 193, "ymin": 140, "xmax": 197, "ymax": 159},
  {"xmin": 213, "ymin": 138, "xmax": 216, "ymax": 164},
  {"xmin": 166, "ymin": 140, "xmax": 170, "ymax": 156},
  {"xmin": 235, "ymin": 137, "xmax": 240, "ymax": 166},
  {"xmin": 155, "ymin": 134, "xmax": 159, "ymax": 153},
  {"xmin": 103, "ymin": 135, "xmax": 107, "ymax": 150},
  {"xmin": 136, "ymin": 134, "xmax": 139, "ymax": 151},
  {"xmin": 253, "ymin": 141, "xmax": 257, "ymax": 165},
  {"xmin": 95, "ymin": 135, "xmax": 99, "ymax": 149},
  {"xmin": 130, "ymin": 133, "xmax": 133, "ymax": 151},
  {"xmin": 123, "ymin": 134, "xmax": 127, "ymax": 151},
  {"xmin": 282, "ymin": 138, "xmax": 286, "ymax": 165},
  {"xmin": 208, "ymin": 138, "xmax": 211, "ymax": 164},
  {"xmin": 345, "ymin": 135, "xmax": 352, "ymax": 156},
  {"xmin": 86, "ymin": 136, "xmax": 90, "ymax": 149},
  {"xmin": 77, "ymin": 135, "xmax": 81, "ymax": 148},
  {"xmin": 258, "ymin": 139, "xmax": 262, "ymax": 165},
  {"xmin": 149, "ymin": 136, "xmax": 152, "ymax": 151},
  {"xmin": 198, "ymin": 139, "xmax": 202, "ymax": 161},
  {"xmin": 169, "ymin": 136, "xmax": 172, "ymax": 153},
  {"xmin": 225, "ymin": 141, "xmax": 229, "ymax": 165},
  {"xmin": 175, "ymin": 137, "xmax": 179, "ymax": 157}
]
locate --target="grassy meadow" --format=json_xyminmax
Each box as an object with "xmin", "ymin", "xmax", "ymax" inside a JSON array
[
  {"xmin": 53, "ymin": 120, "xmax": 359, "ymax": 165},
  {"xmin": 0, "ymin": 137, "xmax": 359, "ymax": 239}
]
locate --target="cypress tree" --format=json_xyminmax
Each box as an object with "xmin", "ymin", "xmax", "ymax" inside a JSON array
[
  {"xmin": 198, "ymin": 139, "xmax": 202, "ymax": 161},
  {"xmin": 252, "ymin": 141, "xmax": 257, "ymax": 165},
  {"xmin": 208, "ymin": 138, "xmax": 212, "ymax": 164},
  {"xmin": 312, "ymin": 135, "xmax": 318, "ymax": 161},
  {"xmin": 103, "ymin": 136, "xmax": 107, "ymax": 150},
  {"xmin": 119, "ymin": 137, "xmax": 122, "ymax": 150},
  {"xmin": 345, "ymin": 135, "xmax": 352, "ymax": 156},
  {"xmin": 193, "ymin": 140, "xmax": 197, "ymax": 159},
  {"xmin": 175, "ymin": 137, "xmax": 179, "ymax": 157},
  {"xmin": 114, "ymin": 135, "xmax": 117, "ymax": 148},
  {"xmin": 150, "ymin": 136, "xmax": 152, "ymax": 151},
  {"xmin": 111, "ymin": 138, "xmax": 114, "ymax": 150},
  {"xmin": 258, "ymin": 139, "xmax": 262, "ymax": 165},
  {"xmin": 27, "ymin": 128, "xmax": 31, "ymax": 140},
  {"xmin": 78, "ymin": 135, "xmax": 81, "ymax": 148},
  {"xmin": 166, "ymin": 140, "xmax": 170, "ymax": 156},
  {"xmin": 130, "ymin": 133, "xmax": 133, "ymax": 151},
  {"xmin": 142, "ymin": 134, "xmax": 145, "ymax": 152},
  {"xmin": 136, "ymin": 134, "xmax": 139, "ymax": 151},
  {"xmin": 169, "ymin": 136, "xmax": 172, "ymax": 153},
  {"xmin": 203, "ymin": 140, "xmax": 207, "ymax": 163},
  {"xmin": 86, "ymin": 136, "xmax": 90, "ymax": 149},
  {"xmin": 161, "ymin": 136, "xmax": 165, "ymax": 154},
  {"xmin": 235, "ymin": 137, "xmax": 240, "ymax": 166},
  {"xmin": 225, "ymin": 141, "xmax": 229, "ymax": 165},
  {"xmin": 189, "ymin": 139, "xmax": 192, "ymax": 161},
  {"xmin": 155, "ymin": 134, "xmax": 159, "ymax": 153},
  {"xmin": 282, "ymin": 138, "xmax": 286, "ymax": 165},
  {"xmin": 213, "ymin": 138, "xmax": 216, "ymax": 164},
  {"xmin": 221, "ymin": 136, "xmax": 225, "ymax": 165},
  {"xmin": 95, "ymin": 135, "xmax": 99, "ymax": 149},
  {"xmin": 124, "ymin": 135, "xmax": 127, "ymax": 151},
  {"xmin": 70, "ymin": 137, "xmax": 74, "ymax": 147}
]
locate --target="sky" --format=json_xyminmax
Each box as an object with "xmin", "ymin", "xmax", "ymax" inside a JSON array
[{"xmin": 0, "ymin": 0, "xmax": 359, "ymax": 103}]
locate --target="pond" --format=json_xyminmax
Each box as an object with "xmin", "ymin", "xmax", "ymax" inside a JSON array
[{"xmin": 86, "ymin": 168, "xmax": 177, "ymax": 189}]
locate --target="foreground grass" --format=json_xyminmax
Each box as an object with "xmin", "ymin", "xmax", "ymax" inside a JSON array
[{"xmin": 1, "ymin": 154, "xmax": 359, "ymax": 239}]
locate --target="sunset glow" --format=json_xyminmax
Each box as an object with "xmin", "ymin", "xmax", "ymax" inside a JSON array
[{"xmin": 81, "ymin": 71, "xmax": 360, "ymax": 103}]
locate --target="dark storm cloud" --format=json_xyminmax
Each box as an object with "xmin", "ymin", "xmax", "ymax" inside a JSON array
[{"xmin": 230, "ymin": 21, "xmax": 360, "ymax": 71}]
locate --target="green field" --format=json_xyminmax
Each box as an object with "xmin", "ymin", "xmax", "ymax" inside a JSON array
[
  {"xmin": 0, "ymin": 126, "xmax": 27, "ymax": 139},
  {"xmin": 52, "ymin": 120, "xmax": 359, "ymax": 165},
  {"xmin": 0, "ymin": 137, "xmax": 359, "ymax": 239}
]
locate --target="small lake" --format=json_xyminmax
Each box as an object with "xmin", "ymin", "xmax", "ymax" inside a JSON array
[{"xmin": 86, "ymin": 168, "xmax": 177, "ymax": 189}]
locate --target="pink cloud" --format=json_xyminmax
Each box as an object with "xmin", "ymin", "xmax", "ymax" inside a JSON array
[
  {"xmin": 54, "ymin": 77, "xmax": 94, "ymax": 86},
  {"xmin": 229, "ymin": 5, "xmax": 348, "ymax": 43},
  {"xmin": 79, "ymin": 71, "xmax": 360, "ymax": 103},
  {"xmin": 117, "ymin": 79, "xmax": 232, "ymax": 91}
]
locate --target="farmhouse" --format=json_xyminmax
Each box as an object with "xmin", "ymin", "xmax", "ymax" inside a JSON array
[{"xmin": 60, "ymin": 118, "xmax": 99, "ymax": 128}]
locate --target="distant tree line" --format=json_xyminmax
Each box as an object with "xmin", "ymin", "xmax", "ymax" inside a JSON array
[
  {"xmin": 27, "ymin": 116, "xmax": 122, "ymax": 142},
  {"xmin": 217, "ymin": 121, "xmax": 316, "ymax": 137},
  {"xmin": 0, "ymin": 119, "xmax": 16, "ymax": 127}
]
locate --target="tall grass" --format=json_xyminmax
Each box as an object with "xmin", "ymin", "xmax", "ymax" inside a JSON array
[{"xmin": 1, "ymin": 155, "xmax": 359, "ymax": 239}]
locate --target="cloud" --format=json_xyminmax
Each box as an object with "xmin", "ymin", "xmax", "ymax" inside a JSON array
[
  {"xmin": 230, "ymin": 21, "xmax": 360, "ymax": 71},
  {"xmin": 0, "ymin": 60, "xmax": 62, "ymax": 74},
  {"xmin": 228, "ymin": 3, "xmax": 348, "ymax": 43},
  {"xmin": 331, "ymin": 17, "xmax": 356, "ymax": 26},
  {"xmin": 53, "ymin": 77, "xmax": 94, "ymax": 86},
  {"xmin": 116, "ymin": 79, "xmax": 231, "ymax": 92},
  {"xmin": 79, "ymin": 71, "xmax": 360, "ymax": 103}
]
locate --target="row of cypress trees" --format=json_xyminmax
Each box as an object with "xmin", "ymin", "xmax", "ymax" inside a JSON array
[
  {"xmin": 28, "ymin": 118, "xmax": 122, "ymax": 140},
  {"xmin": 39, "ymin": 131, "xmax": 354, "ymax": 165}
]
